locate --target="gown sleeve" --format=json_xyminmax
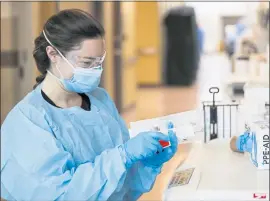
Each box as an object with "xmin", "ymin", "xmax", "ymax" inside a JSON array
[
  {"xmin": 95, "ymin": 88, "xmax": 162, "ymax": 200},
  {"xmin": 1, "ymin": 104, "xmax": 129, "ymax": 201}
]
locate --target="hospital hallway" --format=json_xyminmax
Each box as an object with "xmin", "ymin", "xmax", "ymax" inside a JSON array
[{"xmin": 122, "ymin": 53, "xmax": 231, "ymax": 124}]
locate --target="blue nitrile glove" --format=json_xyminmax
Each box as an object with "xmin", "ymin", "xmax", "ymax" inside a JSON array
[
  {"xmin": 142, "ymin": 130, "xmax": 178, "ymax": 168},
  {"xmin": 121, "ymin": 131, "xmax": 169, "ymax": 168},
  {"xmin": 236, "ymin": 131, "xmax": 253, "ymax": 153}
]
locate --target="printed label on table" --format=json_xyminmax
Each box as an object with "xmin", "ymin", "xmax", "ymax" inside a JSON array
[{"xmin": 168, "ymin": 168, "xmax": 195, "ymax": 188}]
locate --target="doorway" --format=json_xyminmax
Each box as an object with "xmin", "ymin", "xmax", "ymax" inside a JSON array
[{"xmin": 221, "ymin": 16, "xmax": 242, "ymax": 41}]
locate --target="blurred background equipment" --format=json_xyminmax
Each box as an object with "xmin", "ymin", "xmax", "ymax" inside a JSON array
[
  {"xmin": 163, "ymin": 6, "xmax": 199, "ymax": 86},
  {"xmin": 224, "ymin": 25, "xmax": 237, "ymax": 59}
]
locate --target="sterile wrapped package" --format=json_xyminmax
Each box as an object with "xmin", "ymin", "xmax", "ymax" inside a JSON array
[
  {"xmin": 248, "ymin": 120, "xmax": 269, "ymax": 170},
  {"xmin": 129, "ymin": 110, "xmax": 197, "ymax": 145}
]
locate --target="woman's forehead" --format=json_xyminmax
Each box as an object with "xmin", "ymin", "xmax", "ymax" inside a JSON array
[{"xmin": 67, "ymin": 38, "xmax": 105, "ymax": 58}]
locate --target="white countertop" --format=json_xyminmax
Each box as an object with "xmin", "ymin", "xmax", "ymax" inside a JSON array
[{"xmin": 164, "ymin": 139, "xmax": 269, "ymax": 201}]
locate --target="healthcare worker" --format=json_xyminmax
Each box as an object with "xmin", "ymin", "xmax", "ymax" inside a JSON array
[{"xmin": 1, "ymin": 9, "xmax": 178, "ymax": 201}]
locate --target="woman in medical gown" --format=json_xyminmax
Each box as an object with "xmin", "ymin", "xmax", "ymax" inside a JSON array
[{"xmin": 0, "ymin": 9, "xmax": 178, "ymax": 201}]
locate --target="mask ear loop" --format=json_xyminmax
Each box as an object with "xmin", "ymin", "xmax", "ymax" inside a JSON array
[{"xmin": 47, "ymin": 64, "xmax": 73, "ymax": 93}]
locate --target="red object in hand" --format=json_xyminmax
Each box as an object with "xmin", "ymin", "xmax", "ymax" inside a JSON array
[{"xmin": 159, "ymin": 140, "xmax": 170, "ymax": 148}]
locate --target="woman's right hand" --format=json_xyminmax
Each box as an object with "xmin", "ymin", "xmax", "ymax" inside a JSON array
[{"xmin": 122, "ymin": 131, "xmax": 169, "ymax": 168}]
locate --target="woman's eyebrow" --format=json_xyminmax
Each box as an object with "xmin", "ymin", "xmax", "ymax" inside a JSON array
[
  {"xmin": 81, "ymin": 56, "xmax": 96, "ymax": 60},
  {"xmin": 75, "ymin": 56, "xmax": 95, "ymax": 62},
  {"xmin": 80, "ymin": 51, "xmax": 106, "ymax": 60}
]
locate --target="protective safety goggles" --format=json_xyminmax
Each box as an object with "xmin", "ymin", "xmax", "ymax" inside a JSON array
[{"xmin": 74, "ymin": 51, "xmax": 106, "ymax": 69}]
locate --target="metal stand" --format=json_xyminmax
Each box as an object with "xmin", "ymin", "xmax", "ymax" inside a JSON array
[{"xmin": 203, "ymin": 87, "xmax": 239, "ymax": 143}]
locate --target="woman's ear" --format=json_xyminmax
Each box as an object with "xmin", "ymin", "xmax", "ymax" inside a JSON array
[{"xmin": 46, "ymin": 46, "xmax": 58, "ymax": 63}]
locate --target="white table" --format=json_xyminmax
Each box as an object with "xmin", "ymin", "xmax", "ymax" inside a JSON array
[{"xmin": 163, "ymin": 139, "xmax": 269, "ymax": 201}]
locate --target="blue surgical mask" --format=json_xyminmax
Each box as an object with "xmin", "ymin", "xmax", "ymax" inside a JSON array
[
  {"xmin": 48, "ymin": 65, "xmax": 103, "ymax": 93},
  {"xmin": 43, "ymin": 30, "xmax": 103, "ymax": 93}
]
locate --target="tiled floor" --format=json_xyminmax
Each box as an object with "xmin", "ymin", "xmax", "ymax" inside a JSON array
[{"xmin": 121, "ymin": 53, "xmax": 233, "ymax": 201}]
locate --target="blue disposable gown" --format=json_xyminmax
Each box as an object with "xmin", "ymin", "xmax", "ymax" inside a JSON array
[{"xmin": 1, "ymin": 86, "xmax": 162, "ymax": 201}]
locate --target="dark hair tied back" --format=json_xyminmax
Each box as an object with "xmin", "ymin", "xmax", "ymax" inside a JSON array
[{"xmin": 32, "ymin": 9, "xmax": 105, "ymax": 89}]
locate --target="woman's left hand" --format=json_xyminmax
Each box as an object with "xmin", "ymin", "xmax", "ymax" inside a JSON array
[{"xmin": 142, "ymin": 130, "xmax": 178, "ymax": 168}]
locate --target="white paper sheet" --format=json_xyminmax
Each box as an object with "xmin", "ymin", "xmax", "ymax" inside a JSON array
[{"xmin": 129, "ymin": 110, "xmax": 197, "ymax": 143}]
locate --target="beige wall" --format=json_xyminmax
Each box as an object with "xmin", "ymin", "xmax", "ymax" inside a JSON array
[
  {"xmin": 1, "ymin": 2, "xmax": 18, "ymax": 123},
  {"xmin": 158, "ymin": 1, "xmax": 185, "ymax": 17},
  {"xmin": 121, "ymin": 2, "xmax": 137, "ymax": 109},
  {"xmin": 136, "ymin": 2, "xmax": 162, "ymax": 85},
  {"xmin": 32, "ymin": 2, "xmax": 57, "ymax": 77},
  {"xmin": 58, "ymin": 2, "xmax": 91, "ymax": 12},
  {"xmin": 1, "ymin": 1, "xmax": 12, "ymax": 17},
  {"xmin": 103, "ymin": 2, "xmax": 115, "ymax": 100}
]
